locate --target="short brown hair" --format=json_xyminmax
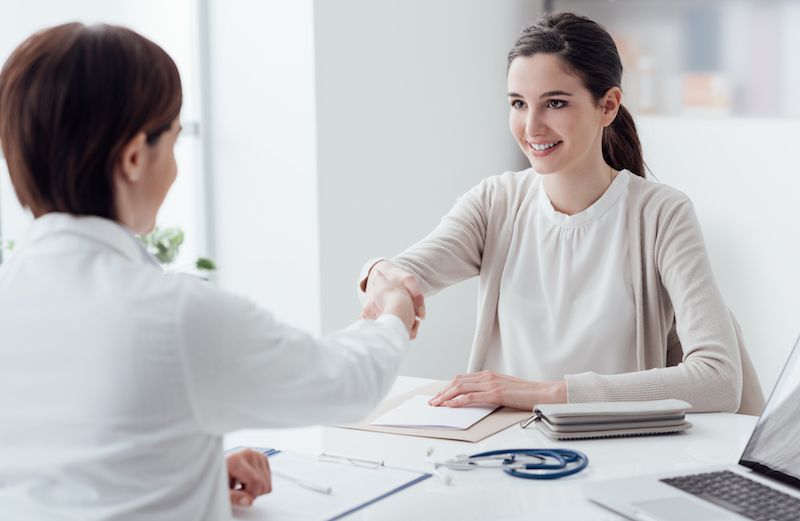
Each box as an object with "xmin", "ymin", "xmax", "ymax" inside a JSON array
[{"xmin": 0, "ymin": 23, "xmax": 182, "ymax": 219}]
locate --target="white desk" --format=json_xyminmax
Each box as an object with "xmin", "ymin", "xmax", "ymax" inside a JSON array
[{"xmin": 224, "ymin": 377, "xmax": 758, "ymax": 520}]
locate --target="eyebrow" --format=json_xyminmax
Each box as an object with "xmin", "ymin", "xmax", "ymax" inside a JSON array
[{"xmin": 507, "ymin": 90, "xmax": 573, "ymax": 99}]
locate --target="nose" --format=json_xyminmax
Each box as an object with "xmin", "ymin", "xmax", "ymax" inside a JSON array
[{"xmin": 524, "ymin": 107, "xmax": 546, "ymax": 138}]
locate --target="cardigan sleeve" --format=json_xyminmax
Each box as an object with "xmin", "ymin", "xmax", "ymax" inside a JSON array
[
  {"xmin": 566, "ymin": 199, "xmax": 743, "ymax": 412},
  {"xmin": 358, "ymin": 179, "xmax": 491, "ymax": 297}
]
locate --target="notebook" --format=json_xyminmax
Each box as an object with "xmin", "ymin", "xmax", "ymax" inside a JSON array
[{"xmin": 529, "ymin": 399, "xmax": 693, "ymax": 440}]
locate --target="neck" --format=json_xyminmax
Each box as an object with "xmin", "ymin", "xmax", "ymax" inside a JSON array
[{"xmin": 541, "ymin": 157, "xmax": 616, "ymax": 216}]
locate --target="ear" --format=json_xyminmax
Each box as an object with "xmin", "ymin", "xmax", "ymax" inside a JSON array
[
  {"xmin": 600, "ymin": 87, "xmax": 622, "ymax": 127},
  {"xmin": 117, "ymin": 132, "xmax": 148, "ymax": 183}
]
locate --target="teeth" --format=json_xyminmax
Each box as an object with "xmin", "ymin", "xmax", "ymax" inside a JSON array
[{"xmin": 531, "ymin": 142, "xmax": 559, "ymax": 151}]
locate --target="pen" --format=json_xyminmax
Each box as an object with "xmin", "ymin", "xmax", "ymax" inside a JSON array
[{"xmin": 272, "ymin": 469, "xmax": 333, "ymax": 495}]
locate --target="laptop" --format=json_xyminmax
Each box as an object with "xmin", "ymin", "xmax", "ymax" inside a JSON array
[{"xmin": 585, "ymin": 334, "xmax": 800, "ymax": 521}]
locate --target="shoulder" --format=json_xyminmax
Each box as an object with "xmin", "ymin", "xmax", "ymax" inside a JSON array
[
  {"xmin": 627, "ymin": 172, "xmax": 693, "ymax": 220},
  {"xmin": 479, "ymin": 167, "xmax": 538, "ymax": 193},
  {"xmin": 169, "ymin": 273, "xmax": 262, "ymax": 326},
  {"xmin": 466, "ymin": 168, "xmax": 539, "ymax": 210}
]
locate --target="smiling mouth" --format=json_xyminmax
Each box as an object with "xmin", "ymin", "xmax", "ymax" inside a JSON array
[
  {"xmin": 529, "ymin": 141, "xmax": 562, "ymax": 151},
  {"xmin": 528, "ymin": 140, "xmax": 563, "ymax": 157}
]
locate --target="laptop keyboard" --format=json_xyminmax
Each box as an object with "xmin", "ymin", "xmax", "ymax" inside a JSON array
[{"xmin": 661, "ymin": 470, "xmax": 800, "ymax": 521}]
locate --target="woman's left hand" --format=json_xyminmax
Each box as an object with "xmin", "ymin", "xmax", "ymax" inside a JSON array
[{"xmin": 428, "ymin": 371, "xmax": 567, "ymax": 411}]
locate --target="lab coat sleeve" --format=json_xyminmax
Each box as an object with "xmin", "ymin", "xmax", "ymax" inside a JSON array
[{"xmin": 175, "ymin": 279, "xmax": 410, "ymax": 435}]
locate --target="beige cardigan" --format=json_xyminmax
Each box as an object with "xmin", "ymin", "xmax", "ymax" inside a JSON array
[{"xmin": 362, "ymin": 170, "xmax": 764, "ymax": 414}]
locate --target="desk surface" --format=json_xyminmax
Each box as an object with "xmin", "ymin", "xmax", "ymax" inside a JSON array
[{"xmin": 224, "ymin": 377, "xmax": 758, "ymax": 521}]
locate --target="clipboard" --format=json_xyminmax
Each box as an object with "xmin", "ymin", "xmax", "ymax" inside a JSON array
[
  {"xmin": 228, "ymin": 447, "xmax": 431, "ymax": 521},
  {"xmin": 339, "ymin": 381, "xmax": 531, "ymax": 442}
]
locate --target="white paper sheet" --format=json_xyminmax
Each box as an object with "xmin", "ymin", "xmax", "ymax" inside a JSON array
[
  {"xmin": 233, "ymin": 451, "xmax": 429, "ymax": 521},
  {"xmin": 369, "ymin": 394, "xmax": 498, "ymax": 430}
]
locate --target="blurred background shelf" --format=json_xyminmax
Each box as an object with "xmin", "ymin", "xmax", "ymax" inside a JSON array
[{"xmin": 553, "ymin": 0, "xmax": 800, "ymax": 120}]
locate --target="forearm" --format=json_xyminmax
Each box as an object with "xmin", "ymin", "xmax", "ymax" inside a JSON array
[{"xmin": 566, "ymin": 361, "xmax": 741, "ymax": 412}]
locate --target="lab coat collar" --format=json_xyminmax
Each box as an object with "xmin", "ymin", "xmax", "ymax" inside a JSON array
[{"xmin": 16, "ymin": 212, "xmax": 159, "ymax": 266}]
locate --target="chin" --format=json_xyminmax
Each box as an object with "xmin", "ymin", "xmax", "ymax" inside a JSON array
[
  {"xmin": 530, "ymin": 160, "xmax": 558, "ymax": 175},
  {"xmin": 136, "ymin": 221, "xmax": 157, "ymax": 236}
]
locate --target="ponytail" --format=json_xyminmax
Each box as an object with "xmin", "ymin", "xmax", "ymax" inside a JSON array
[{"xmin": 602, "ymin": 104, "xmax": 644, "ymax": 178}]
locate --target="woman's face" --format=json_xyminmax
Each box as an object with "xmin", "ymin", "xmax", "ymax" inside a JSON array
[{"xmin": 507, "ymin": 53, "xmax": 609, "ymax": 176}]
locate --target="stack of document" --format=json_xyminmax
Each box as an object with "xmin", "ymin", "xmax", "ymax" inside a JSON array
[{"xmin": 370, "ymin": 395, "xmax": 498, "ymax": 430}]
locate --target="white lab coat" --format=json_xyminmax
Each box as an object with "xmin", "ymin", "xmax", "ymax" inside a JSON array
[{"xmin": 0, "ymin": 213, "xmax": 408, "ymax": 521}]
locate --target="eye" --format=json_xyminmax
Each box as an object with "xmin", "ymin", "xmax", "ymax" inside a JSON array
[
  {"xmin": 510, "ymin": 99, "xmax": 526, "ymax": 110},
  {"xmin": 546, "ymin": 99, "xmax": 567, "ymax": 109}
]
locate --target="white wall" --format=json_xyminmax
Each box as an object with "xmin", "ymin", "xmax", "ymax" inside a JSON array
[
  {"xmin": 205, "ymin": 0, "xmax": 321, "ymax": 334},
  {"xmin": 314, "ymin": 0, "xmax": 539, "ymax": 378},
  {"xmin": 638, "ymin": 116, "xmax": 800, "ymax": 395}
]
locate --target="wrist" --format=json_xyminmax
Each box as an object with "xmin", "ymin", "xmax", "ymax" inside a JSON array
[
  {"xmin": 533, "ymin": 380, "xmax": 567, "ymax": 405},
  {"xmin": 381, "ymin": 292, "xmax": 415, "ymax": 334},
  {"xmin": 550, "ymin": 380, "xmax": 567, "ymax": 403},
  {"xmin": 361, "ymin": 260, "xmax": 390, "ymax": 293}
]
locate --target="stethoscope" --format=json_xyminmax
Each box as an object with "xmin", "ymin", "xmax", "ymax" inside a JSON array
[{"xmin": 426, "ymin": 447, "xmax": 588, "ymax": 480}]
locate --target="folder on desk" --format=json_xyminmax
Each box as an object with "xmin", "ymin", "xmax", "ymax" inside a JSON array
[
  {"xmin": 229, "ymin": 447, "xmax": 430, "ymax": 521},
  {"xmin": 340, "ymin": 381, "xmax": 531, "ymax": 442}
]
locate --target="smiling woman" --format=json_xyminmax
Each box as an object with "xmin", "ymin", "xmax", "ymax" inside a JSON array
[{"xmin": 359, "ymin": 12, "xmax": 765, "ymax": 416}]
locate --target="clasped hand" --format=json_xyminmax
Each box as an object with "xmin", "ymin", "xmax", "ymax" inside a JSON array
[{"xmin": 361, "ymin": 260, "xmax": 426, "ymax": 338}]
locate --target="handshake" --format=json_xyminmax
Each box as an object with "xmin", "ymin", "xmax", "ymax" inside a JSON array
[{"xmin": 361, "ymin": 260, "xmax": 426, "ymax": 339}]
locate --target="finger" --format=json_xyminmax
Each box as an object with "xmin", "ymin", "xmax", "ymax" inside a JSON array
[
  {"xmin": 230, "ymin": 489, "xmax": 255, "ymax": 507},
  {"xmin": 257, "ymin": 453, "xmax": 272, "ymax": 494},
  {"xmin": 244, "ymin": 450, "xmax": 271, "ymax": 496},
  {"xmin": 429, "ymin": 382, "xmax": 487, "ymax": 406},
  {"xmin": 432, "ymin": 373, "xmax": 487, "ymax": 400},
  {"xmin": 409, "ymin": 319, "xmax": 420, "ymax": 340},
  {"xmin": 430, "ymin": 375, "xmax": 469, "ymax": 402},
  {"xmin": 402, "ymin": 277, "xmax": 426, "ymax": 319},
  {"xmin": 228, "ymin": 453, "xmax": 267, "ymax": 496},
  {"xmin": 443, "ymin": 391, "xmax": 499, "ymax": 408},
  {"xmin": 361, "ymin": 301, "xmax": 381, "ymax": 320}
]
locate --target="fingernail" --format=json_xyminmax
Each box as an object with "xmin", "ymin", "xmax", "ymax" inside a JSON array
[{"xmin": 239, "ymin": 497, "xmax": 250, "ymax": 506}]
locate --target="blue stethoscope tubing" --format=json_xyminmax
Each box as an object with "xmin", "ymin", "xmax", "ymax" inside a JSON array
[{"xmin": 467, "ymin": 448, "xmax": 588, "ymax": 479}]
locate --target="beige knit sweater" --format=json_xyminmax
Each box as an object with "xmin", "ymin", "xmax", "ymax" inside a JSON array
[{"xmin": 361, "ymin": 170, "xmax": 765, "ymax": 414}]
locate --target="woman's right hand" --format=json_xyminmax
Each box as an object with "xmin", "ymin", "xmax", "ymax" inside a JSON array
[{"xmin": 362, "ymin": 261, "xmax": 426, "ymax": 338}]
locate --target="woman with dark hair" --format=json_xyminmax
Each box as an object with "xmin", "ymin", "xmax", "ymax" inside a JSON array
[
  {"xmin": 361, "ymin": 12, "xmax": 764, "ymax": 415},
  {"xmin": 0, "ymin": 23, "xmax": 419, "ymax": 519}
]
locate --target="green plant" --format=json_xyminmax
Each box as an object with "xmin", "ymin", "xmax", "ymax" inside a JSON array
[
  {"xmin": 140, "ymin": 227, "xmax": 216, "ymax": 272},
  {"xmin": 140, "ymin": 227, "xmax": 185, "ymax": 264}
]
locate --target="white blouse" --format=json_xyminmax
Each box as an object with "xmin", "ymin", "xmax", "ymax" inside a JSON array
[
  {"xmin": 487, "ymin": 171, "xmax": 637, "ymax": 381},
  {"xmin": 0, "ymin": 213, "xmax": 409, "ymax": 521}
]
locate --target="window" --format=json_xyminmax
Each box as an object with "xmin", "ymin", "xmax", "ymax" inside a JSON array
[{"xmin": 0, "ymin": 0, "xmax": 208, "ymax": 267}]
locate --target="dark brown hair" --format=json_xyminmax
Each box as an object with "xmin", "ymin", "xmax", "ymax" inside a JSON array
[
  {"xmin": 0, "ymin": 23, "xmax": 182, "ymax": 219},
  {"xmin": 507, "ymin": 13, "xmax": 644, "ymax": 177}
]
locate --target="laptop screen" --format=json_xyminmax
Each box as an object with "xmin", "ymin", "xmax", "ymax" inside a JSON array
[{"xmin": 740, "ymin": 334, "xmax": 800, "ymax": 488}]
